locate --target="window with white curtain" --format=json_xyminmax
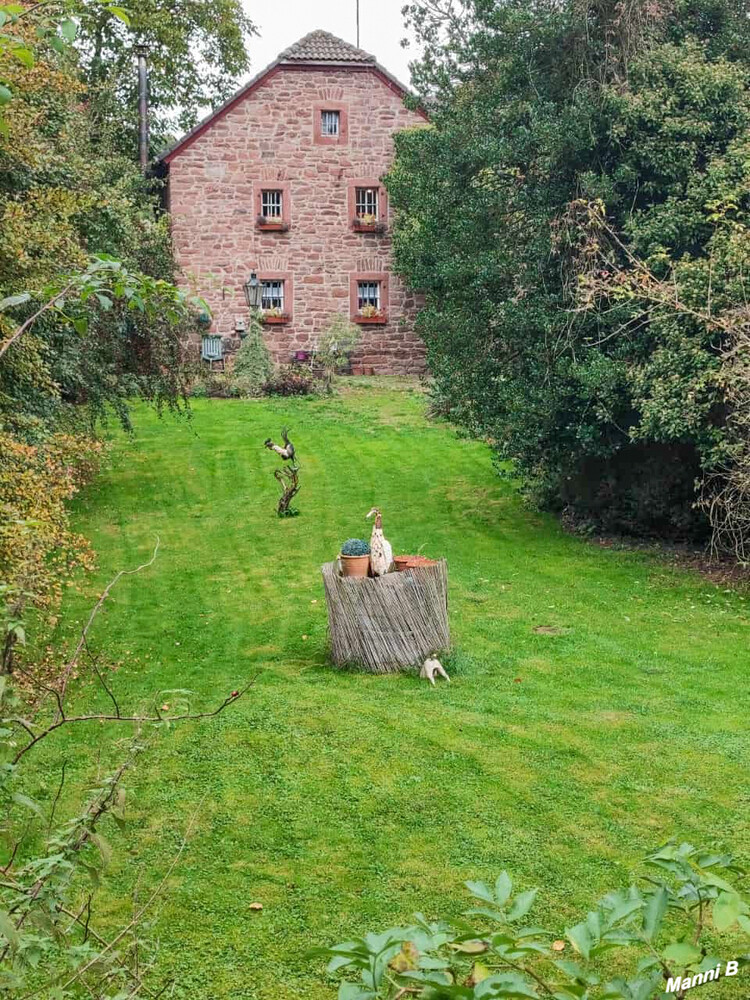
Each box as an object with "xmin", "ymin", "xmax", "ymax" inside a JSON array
[
  {"xmin": 357, "ymin": 281, "xmax": 380, "ymax": 310},
  {"xmin": 261, "ymin": 280, "xmax": 284, "ymax": 311},
  {"xmin": 320, "ymin": 110, "xmax": 340, "ymax": 137},
  {"xmin": 355, "ymin": 187, "xmax": 378, "ymax": 218}
]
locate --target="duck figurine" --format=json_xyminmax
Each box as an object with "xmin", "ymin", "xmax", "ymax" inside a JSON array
[{"xmin": 366, "ymin": 507, "xmax": 393, "ymax": 577}]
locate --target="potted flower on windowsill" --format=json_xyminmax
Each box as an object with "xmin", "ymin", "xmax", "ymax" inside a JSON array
[
  {"xmin": 262, "ymin": 307, "xmax": 290, "ymax": 325},
  {"xmin": 352, "ymin": 213, "xmax": 386, "ymax": 234},
  {"xmin": 355, "ymin": 304, "xmax": 387, "ymax": 325},
  {"xmin": 256, "ymin": 214, "xmax": 289, "ymax": 232},
  {"xmin": 339, "ymin": 538, "xmax": 371, "ymax": 577}
]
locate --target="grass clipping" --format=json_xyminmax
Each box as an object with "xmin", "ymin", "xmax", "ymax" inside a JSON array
[{"xmin": 321, "ymin": 559, "xmax": 450, "ymax": 672}]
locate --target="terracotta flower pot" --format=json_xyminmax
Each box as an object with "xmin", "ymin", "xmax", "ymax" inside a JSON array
[
  {"xmin": 394, "ymin": 555, "xmax": 438, "ymax": 572},
  {"xmin": 340, "ymin": 554, "xmax": 370, "ymax": 577}
]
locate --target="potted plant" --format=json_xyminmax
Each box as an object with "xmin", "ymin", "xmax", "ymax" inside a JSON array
[
  {"xmin": 256, "ymin": 214, "xmax": 289, "ymax": 232},
  {"xmin": 356, "ymin": 304, "xmax": 386, "ymax": 324},
  {"xmin": 339, "ymin": 538, "xmax": 371, "ymax": 577},
  {"xmin": 394, "ymin": 555, "xmax": 438, "ymax": 572},
  {"xmin": 262, "ymin": 306, "xmax": 290, "ymax": 325},
  {"xmin": 352, "ymin": 213, "xmax": 386, "ymax": 234}
]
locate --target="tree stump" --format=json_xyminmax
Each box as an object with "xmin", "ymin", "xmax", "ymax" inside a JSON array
[{"xmin": 321, "ymin": 559, "xmax": 450, "ymax": 672}]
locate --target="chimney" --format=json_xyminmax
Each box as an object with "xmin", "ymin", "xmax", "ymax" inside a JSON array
[{"xmin": 136, "ymin": 44, "xmax": 149, "ymax": 172}]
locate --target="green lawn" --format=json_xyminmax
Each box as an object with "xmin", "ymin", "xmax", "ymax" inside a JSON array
[{"xmin": 34, "ymin": 382, "xmax": 750, "ymax": 998}]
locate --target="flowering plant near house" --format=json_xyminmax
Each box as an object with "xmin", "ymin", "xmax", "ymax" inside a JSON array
[
  {"xmin": 256, "ymin": 214, "xmax": 289, "ymax": 231},
  {"xmin": 359, "ymin": 304, "xmax": 383, "ymax": 319},
  {"xmin": 318, "ymin": 842, "xmax": 750, "ymax": 1000}
]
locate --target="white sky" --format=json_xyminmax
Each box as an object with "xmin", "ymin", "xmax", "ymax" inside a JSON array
[{"xmin": 242, "ymin": 0, "xmax": 418, "ymax": 87}]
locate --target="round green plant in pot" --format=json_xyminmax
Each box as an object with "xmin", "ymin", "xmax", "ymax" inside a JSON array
[{"xmin": 340, "ymin": 538, "xmax": 370, "ymax": 578}]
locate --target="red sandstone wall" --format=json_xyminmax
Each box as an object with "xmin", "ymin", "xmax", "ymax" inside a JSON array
[{"xmin": 167, "ymin": 65, "xmax": 427, "ymax": 375}]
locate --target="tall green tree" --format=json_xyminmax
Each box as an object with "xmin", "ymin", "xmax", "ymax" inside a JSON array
[
  {"xmin": 391, "ymin": 0, "xmax": 750, "ymax": 544},
  {"xmin": 82, "ymin": 0, "xmax": 257, "ymax": 146}
]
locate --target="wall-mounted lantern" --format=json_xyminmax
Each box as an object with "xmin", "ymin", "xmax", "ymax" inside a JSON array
[{"xmin": 243, "ymin": 272, "xmax": 262, "ymax": 310}]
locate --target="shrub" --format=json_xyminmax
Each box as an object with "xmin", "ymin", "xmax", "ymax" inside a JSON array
[
  {"xmin": 262, "ymin": 366, "xmax": 317, "ymax": 396},
  {"xmin": 319, "ymin": 841, "xmax": 750, "ymax": 1000},
  {"xmin": 315, "ymin": 314, "xmax": 361, "ymax": 391},
  {"xmin": 0, "ymin": 431, "xmax": 101, "ymax": 673},
  {"xmin": 232, "ymin": 318, "xmax": 273, "ymax": 396},
  {"xmin": 340, "ymin": 538, "xmax": 370, "ymax": 556}
]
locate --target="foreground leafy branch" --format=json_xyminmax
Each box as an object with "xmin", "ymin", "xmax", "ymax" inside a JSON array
[
  {"xmin": 0, "ymin": 254, "xmax": 207, "ymax": 361},
  {"xmin": 0, "ymin": 542, "xmax": 251, "ymax": 996},
  {"xmin": 318, "ymin": 843, "xmax": 750, "ymax": 999}
]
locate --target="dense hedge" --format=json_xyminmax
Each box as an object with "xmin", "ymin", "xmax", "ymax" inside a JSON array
[{"xmin": 390, "ymin": 0, "xmax": 750, "ymax": 544}]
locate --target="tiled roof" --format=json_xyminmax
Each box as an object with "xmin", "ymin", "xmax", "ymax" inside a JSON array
[{"xmin": 279, "ymin": 30, "xmax": 375, "ymax": 64}]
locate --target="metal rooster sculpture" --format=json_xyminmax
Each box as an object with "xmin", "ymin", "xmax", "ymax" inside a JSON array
[
  {"xmin": 366, "ymin": 507, "xmax": 393, "ymax": 576},
  {"xmin": 264, "ymin": 428, "xmax": 300, "ymax": 517},
  {"xmin": 264, "ymin": 427, "xmax": 295, "ymax": 462}
]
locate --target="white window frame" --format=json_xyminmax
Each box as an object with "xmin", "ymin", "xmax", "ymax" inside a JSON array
[
  {"xmin": 261, "ymin": 190, "xmax": 283, "ymax": 218},
  {"xmin": 355, "ymin": 187, "xmax": 379, "ymax": 218},
  {"xmin": 320, "ymin": 110, "xmax": 340, "ymax": 137},
  {"xmin": 357, "ymin": 281, "xmax": 381, "ymax": 310},
  {"xmin": 261, "ymin": 280, "xmax": 285, "ymax": 311}
]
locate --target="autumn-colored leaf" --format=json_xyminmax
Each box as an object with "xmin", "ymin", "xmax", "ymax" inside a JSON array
[{"xmin": 390, "ymin": 940, "xmax": 419, "ymax": 972}]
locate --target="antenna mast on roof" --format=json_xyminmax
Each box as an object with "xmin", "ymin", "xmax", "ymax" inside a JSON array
[
  {"xmin": 356, "ymin": 0, "xmax": 360, "ymax": 47},
  {"xmin": 135, "ymin": 44, "xmax": 150, "ymax": 173}
]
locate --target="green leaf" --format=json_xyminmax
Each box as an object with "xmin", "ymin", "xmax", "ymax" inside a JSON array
[
  {"xmin": 507, "ymin": 890, "xmax": 537, "ymax": 922},
  {"xmin": 337, "ymin": 984, "xmax": 376, "ymax": 1000},
  {"xmin": 466, "ymin": 880, "xmax": 496, "ymax": 905},
  {"xmin": 475, "ymin": 972, "xmax": 539, "ymax": 997},
  {"xmin": 452, "ymin": 939, "xmax": 488, "ymax": 954},
  {"xmin": 701, "ymin": 871, "xmax": 736, "ymax": 893},
  {"xmin": 0, "ymin": 84, "xmax": 11, "ymax": 105},
  {"xmin": 713, "ymin": 891, "xmax": 741, "ymax": 932},
  {"xmin": 642, "ymin": 887, "xmax": 668, "ymax": 942},
  {"xmin": 662, "ymin": 941, "xmax": 701, "ymax": 966},
  {"xmin": 60, "ymin": 18, "xmax": 77, "ymax": 41},
  {"xmin": 12, "ymin": 46, "xmax": 33, "ymax": 67},
  {"xmin": 0, "ymin": 910, "xmax": 20, "ymax": 947},
  {"xmin": 12, "ymin": 792, "xmax": 44, "ymax": 821},
  {"xmin": 108, "ymin": 6, "xmax": 131, "ymax": 25},
  {"xmin": 89, "ymin": 832, "xmax": 112, "ymax": 867},
  {"xmin": 566, "ymin": 921, "xmax": 592, "ymax": 960},
  {"xmin": 495, "ymin": 872, "xmax": 512, "ymax": 905},
  {"xmin": 0, "ymin": 291, "xmax": 30, "ymax": 310}
]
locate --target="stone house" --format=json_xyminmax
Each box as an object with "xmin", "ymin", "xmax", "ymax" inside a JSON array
[{"xmin": 157, "ymin": 30, "xmax": 428, "ymax": 374}]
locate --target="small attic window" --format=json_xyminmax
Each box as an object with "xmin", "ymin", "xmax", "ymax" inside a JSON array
[
  {"xmin": 320, "ymin": 110, "xmax": 340, "ymax": 137},
  {"xmin": 314, "ymin": 103, "xmax": 348, "ymax": 145}
]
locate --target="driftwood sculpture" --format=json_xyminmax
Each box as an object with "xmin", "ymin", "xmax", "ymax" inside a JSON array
[{"xmin": 264, "ymin": 427, "xmax": 300, "ymax": 517}]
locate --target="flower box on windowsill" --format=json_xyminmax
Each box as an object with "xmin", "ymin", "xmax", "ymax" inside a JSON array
[
  {"xmin": 261, "ymin": 311, "xmax": 291, "ymax": 325},
  {"xmin": 256, "ymin": 215, "xmax": 289, "ymax": 232},
  {"xmin": 355, "ymin": 311, "xmax": 387, "ymax": 325},
  {"xmin": 352, "ymin": 217, "xmax": 386, "ymax": 234}
]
